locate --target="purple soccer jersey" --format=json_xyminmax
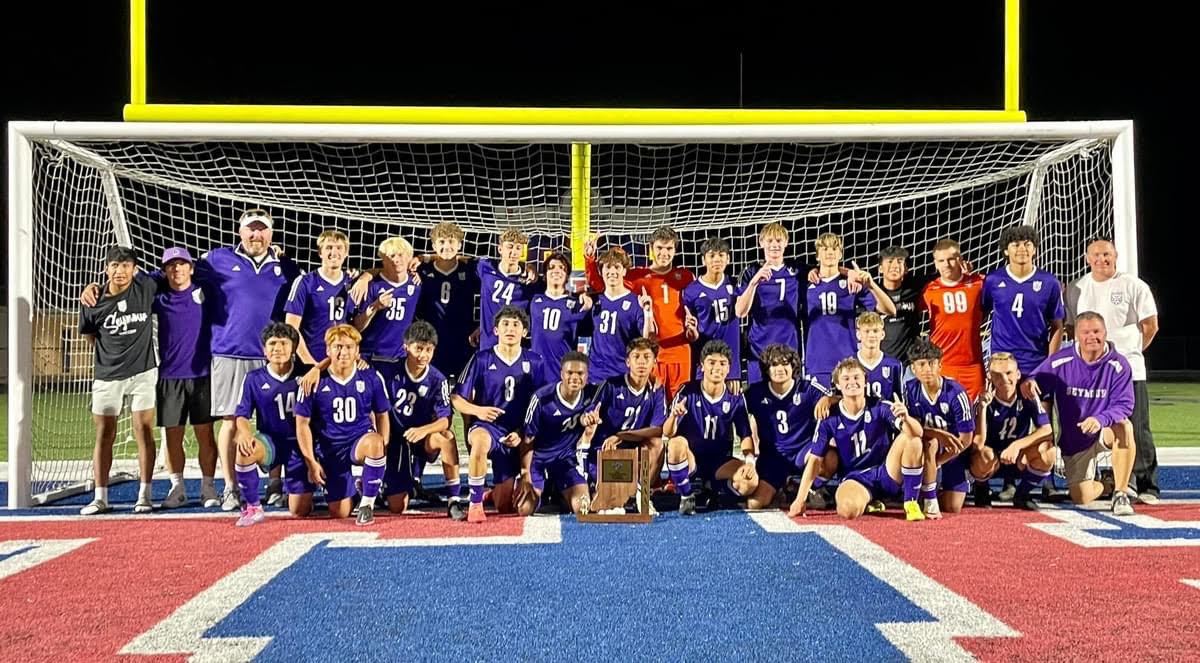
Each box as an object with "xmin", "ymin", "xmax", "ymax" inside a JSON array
[
  {"xmin": 591, "ymin": 375, "xmax": 668, "ymax": 447},
  {"xmin": 455, "ymin": 347, "xmax": 548, "ymax": 434},
  {"xmin": 524, "ymin": 383, "xmax": 598, "ymax": 460},
  {"xmin": 682, "ymin": 277, "xmax": 741, "ymax": 378},
  {"xmin": 235, "ymin": 364, "xmax": 302, "ymax": 443},
  {"xmin": 739, "ymin": 263, "xmax": 802, "ymax": 363},
  {"xmin": 807, "ymin": 400, "xmax": 903, "ymax": 476},
  {"xmin": 803, "ymin": 277, "xmax": 876, "ymax": 384},
  {"xmin": 360, "ymin": 277, "xmax": 422, "ymax": 361},
  {"xmin": 284, "ymin": 271, "xmax": 359, "ymax": 362},
  {"xmin": 386, "ymin": 364, "xmax": 452, "ymax": 430},
  {"xmin": 416, "ymin": 259, "xmax": 480, "ymax": 377},
  {"xmin": 478, "ymin": 259, "xmax": 537, "ymax": 351},
  {"xmin": 588, "ymin": 292, "xmax": 646, "ymax": 384},
  {"xmin": 746, "ymin": 376, "xmax": 828, "ymax": 458},
  {"xmin": 983, "ymin": 394, "xmax": 1051, "ymax": 451},
  {"xmin": 983, "ymin": 267, "xmax": 1066, "ymax": 373},
  {"xmin": 1031, "ymin": 343, "xmax": 1134, "ymax": 456},
  {"xmin": 904, "ymin": 377, "xmax": 976, "ymax": 435},
  {"xmin": 671, "ymin": 380, "xmax": 752, "ymax": 458},
  {"xmin": 196, "ymin": 246, "xmax": 300, "ymax": 358},
  {"xmin": 153, "ymin": 282, "xmax": 213, "ymax": 379},
  {"xmin": 859, "ymin": 353, "xmax": 905, "ymax": 401},
  {"xmin": 294, "ymin": 368, "xmax": 390, "ymax": 443},
  {"xmin": 530, "ymin": 292, "xmax": 589, "ymax": 385}
]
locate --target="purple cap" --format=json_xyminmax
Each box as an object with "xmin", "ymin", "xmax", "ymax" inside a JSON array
[{"xmin": 161, "ymin": 247, "xmax": 195, "ymax": 266}]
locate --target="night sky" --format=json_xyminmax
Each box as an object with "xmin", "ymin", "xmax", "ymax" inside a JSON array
[{"xmin": 2, "ymin": 2, "xmax": 1192, "ymax": 369}]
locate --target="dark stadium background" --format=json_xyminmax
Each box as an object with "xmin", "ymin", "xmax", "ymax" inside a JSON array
[{"xmin": 2, "ymin": 1, "xmax": 1193, "ymax": 373}]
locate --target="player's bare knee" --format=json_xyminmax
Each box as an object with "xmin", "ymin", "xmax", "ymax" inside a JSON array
[
  {"xmin": 666, "ymin": 436, "xmax": 689, "ymax": 461},
  {"xmin": 838, "ymin": 501, "xmax": 865, "ymax": 520},
  {"xmin": 289, "ymin": 496, "xmax": 313, "ymax": 518},
  {"xmin": 387, "ymin": 494, "xmax": 409, "ymax": 514}
]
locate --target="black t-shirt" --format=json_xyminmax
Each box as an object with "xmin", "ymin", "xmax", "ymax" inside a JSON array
[
  {"xmin": 79, "ymin": 274, "xmax": 158, "ymax": 380},
  {"xmin": 879, "ymin": 277, "xmax": 924, "ymax": 362}
]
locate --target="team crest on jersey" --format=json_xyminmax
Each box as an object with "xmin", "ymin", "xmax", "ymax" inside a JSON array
[
  {"xmin": 274, "ymin": 266, "xmax": 282, "ymax": 276},
  {"xmin": 940, "ymin": 403, "xmax": 949, "ymax": 414},
  {"xmin": 621, "ymin": 300, "xmax": 631, "ymax": 311},
  {"xmin": 192, "ymin": 289, "xmax": 204, "ymax": 304},
  {"xmin": 458, "ymin": 272, "xmax": 466, "ymax": 281},
  {"xmin": 418, "ymin": 385, "xmax": 428, "ymax": 397},
  {"xmin": 1033, "ymin": 281, "xmax": 1043, "ymax": 292},
  {"xmin": 522, "ymin": 361, "xmax": 531, "ymax": 374},
  {"xmin": 355, "ymin": 381, "xmax": 365, "ymax": 393},
  {"xmin": 838, "ymin": 280, "xmax": 847, "ymax": 289},
  {"xmin": 566, "ymin": 300, "xmax": 576, "ymax": 310},
  {"xmin": 117, "ymin": 300, "xmax": 127, "ymax": 312},
  {"xmin": 407, "ymin": 285, "xmax": 415, "ymax": 296},
  {"xmin": 882, "ymin": 366, "xmax": 891, "ymax": 378},
  {"xmin": 1110, "ymin": 292, "xmax": 1124, "ymax": 305},
  {"xmin": 722, "ymin": 402, "xmax": 730, "ymax": 413},
  {"xmin": 793, "ymin": 393, "xmax": 803, "ymax": 406}
]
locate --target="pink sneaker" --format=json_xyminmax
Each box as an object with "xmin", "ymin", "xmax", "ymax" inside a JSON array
[{"xmin": 235, "ymin": 504, "xmax": 266, "ymax": 527}]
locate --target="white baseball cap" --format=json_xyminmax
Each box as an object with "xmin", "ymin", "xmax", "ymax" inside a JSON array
[{"xmin": 239, "ymin": 208, "xmax": 273, "ymax": 229}]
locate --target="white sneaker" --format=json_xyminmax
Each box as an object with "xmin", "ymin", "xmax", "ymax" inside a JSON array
[
  {"xmin": 1112, "ymin": 491, "xmax": 1135, "ymax": 516},
  {"xmin": 1137, "ymin": 492, "xmax": 1160, "ymax": 505},
  {"xmin": 923, "ymin": 498, "xmax": 943, "ymax": 520},
  {"xmin": 161, "ymin": 484, "xmax": 188, "ymax": 509},
  {"xmin": 133, "ymin": 496, "xmax": 154, "ymax": 514},
  {"xmin": 221, "ymin": 489, "xmax": 241, "ymax": 512},
  {"xmin": 79, "ymin": 499, "xmax": 111, "ymax": 516},
  {"xmin": 201, "ymin": 487, "xmax": 221, "ymax": 508},
  {"xmin": 265, "ymin": 480, "xmax": 285, "ymax": 507}
]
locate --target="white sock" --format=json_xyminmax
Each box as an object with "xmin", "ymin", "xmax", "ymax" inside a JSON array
[
  {"xmin": 139, "ymin": 482, "xmax": 152, "ymax": 500},
  {"xmin": 201, "ymin": 476, "xmax": 215, "ymax": 494},
  {"xmin": 170, "ymin": 473, "xmax": 184, "ymax": 488},
  {"xmin": 95, "ymin": 486, "xmax": 108, "ymax": 502}
]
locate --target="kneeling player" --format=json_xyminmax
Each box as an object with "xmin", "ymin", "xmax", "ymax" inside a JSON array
[
  {"xmin": 520, "ymin": 352, "xmax": 598, "ymax": 515},
  {"xmin": 452, "ymin": 305, "xmax": 547, "ymax": 522},
  {"xmin": 295, "ymin": 325, "xmax": 391, "ymax": 525},
  {"xmin": 970, "ymin": 352, "xmax": 1055, "ymax": 510},
  {"xmin": 904, "ymin": 338, "xmax": 974, "ymax": 517},
  {"xmin": 663, "ymin": 340, "xmax": 758, "ymax": 515},
  {"xmin": 790, "ymin": 358, "xmax": 926, "ymax": 520},
  {"xmin": 383, "ymin": 321, "xmax": 460, "ymax": 517},
  {"xmin": 745, "ymin": 344, "xmax": 830, "ymax": 509},
  {"xmin": 232, "ymin": 323, "xmax": 311, "ymax": 525}
]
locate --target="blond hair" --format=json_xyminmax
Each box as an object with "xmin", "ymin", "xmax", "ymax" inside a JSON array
[
  {"xmin": 856, "ymin": 311, "xmax": 884, "ymax": 329},
  {"xmin": 378, "ymin": 236, "xmax": 413, "ymax": 259},
  {"xmin": 814, "ymin": 232, "xmax": 843, "ymax": 252},
  {"xmin": 498, "ymin": 228, "xmax": 528, "ymax": 245},
  {"xmin": 324, "ymin": 324, "xmax": 362, "ymax": 349},
  {"xmin": 430, "ymin": 222, "xmax": 465, "ymax": 242},
  {"xmin": 316, "ymin": 229, "xmax": 348, "ymax": 248},
  {"xmin": 932, "ymin": 238, "xmax": 961, "ymax": 254},
  {"xmin": 759, "ymin": 222, "xmax": 788, "ymax": 242}
]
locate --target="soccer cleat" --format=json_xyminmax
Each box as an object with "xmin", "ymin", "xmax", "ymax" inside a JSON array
[
  {"xmin": 79, "ymin": 499, "xmax": 111, "ymax": 516},
  {"xmin": 1111, "ymin": 491, "xmax": 1135, "ymax": 517},
  {"xmin": 679, "ymin": 494, "xmax": 697, "ymax": 516},
  {"xmin": 201, "ymin": 486, "xmax": 221, "ymax": 509},
  {"xmin": 866, "ymin": 500, "xmax": 886, "ymax": 514},
  {"xmin": 236, "ymin": 504, "xmax": 266, "ymax": 527},
  {"xmin": 133, "ymin": 496, "xmax": 154, "ymax": 514},
  {"xmin": 221, "ymin": 489, "xmax": 241, "ymax": 512},
  {"xmin": 355, "ymin": 503, "xmax": 375, "ymax": 526},
  {"xmin": 467, "ymin": 502, "xmax": 486, "ymax": 523},
  {"xmin": 903, "ymin": 500, "xmax": 926, "ymax": 521},
  {"xmin": 997, "ymin": 482, "xmax": 1017, "ymax": 502},
  {"xmin": 972, "ymin": 482, "xmax": 993, "ymax": 508},
  {"xmin": 1013, "ymin": 494, "xmax": 1040, "ymax": 511},
  {"xmin": 161, "ymin": 484, "xmax": 188, "ymax": 509},
  {"xmin": 447, "ymin": 496, "xmax": 469, "ymax": 521},
  {"xmin": 1137, "ymin": 492, "xmax": 1160, "ymax": 506},
  {"xmin": 264, "ymin": 480, "xmax": 284, "ymax": 507},
  {"xmin": 922, "ymin": 498, "xmax": 943, "ymax": 520}
]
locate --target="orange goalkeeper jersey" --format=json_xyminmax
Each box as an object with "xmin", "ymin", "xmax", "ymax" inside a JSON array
[
  {"xmin": 586, "ymin": 258, "xmax": 695, "ymax": 356},
  {"xmin": 920, "ymin": 273, "xmax": 985, "ymax": 367}
]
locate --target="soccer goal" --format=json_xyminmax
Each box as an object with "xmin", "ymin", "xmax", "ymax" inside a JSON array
[{"xmin": 6, "ymin": 120, "xmax": 1138, "ymax": 507}]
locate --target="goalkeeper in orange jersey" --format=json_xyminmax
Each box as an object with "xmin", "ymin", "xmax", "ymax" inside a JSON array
[{"xmin": 585, "ymin": 226, "xmax": 696, "ymax": 400}]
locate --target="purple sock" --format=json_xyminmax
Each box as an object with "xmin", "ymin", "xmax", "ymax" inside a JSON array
[
  {"xmin": 361, "ymin": 456, "xmax": 386, "ymax": 499},
  {"xmin": 444, "ymin": 477, "xmax": 462, "ymax": 498},
  {"xmin": 901, "ymin": 466, "xmax": 923, "ymax": 502},
  {"xmin": 469, "ymin": 475, "xmax": 486, "ymax": 504},
  {"xmin": 919, "ymin": 482, "xmax": 938, "ymax": 502},
  {"xmin": 1016, "ymin": 467, "xmax": 1050, "ymax": 497},
  {"xmin": 235, "ymin": 464, "xmax": 260, "ymax": 505},
  {"xmin": 667, "ymin": 461, "xmax": 692, "ymax": 496},
  {"xmin": 811, "ymin": 476, "xmax": 826, "ymax": 490}
]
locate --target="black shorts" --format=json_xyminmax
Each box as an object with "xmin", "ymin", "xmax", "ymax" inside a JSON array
[{"xmin": 157, "ymin": 376, "xmax": 217, "ymax": 427}]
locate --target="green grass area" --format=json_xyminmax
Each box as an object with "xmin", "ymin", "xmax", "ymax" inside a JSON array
[{"xmin": 1, "ymin": 382, "xmax": 1197, "ymax": 461}]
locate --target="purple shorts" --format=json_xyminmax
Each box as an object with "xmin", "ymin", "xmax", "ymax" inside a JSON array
[
  {"xmin": 940, "ymin": 449, "xmax": 972, "ymax": 494},
  {"xmin": 469, "ymin": 422, "xmax": 520, "ymax": 484},
  {"xmin": 258, "ymin": 434, "xmax": 315, "ymax": 496},
  {"xmin": 844, "ymin": 465, "xmax": 901, "ymax": 500},
  {"xmin": 383, "ymin": 438, "xmax": 416, "ymax": 497},
  {"xmin": 692, "ymin": 451, "xmax": 735, "ymax": 485},
  {"xmin": 531, "ymin": 454, "xmax": 587, "ymax": 495},
  {"xmin": 318, "ymin": 436, "xmax": 371, "ymax": 502},
  {"xmin": 756, "ymin": 447, "xmax": 807, "ymax": 491}
]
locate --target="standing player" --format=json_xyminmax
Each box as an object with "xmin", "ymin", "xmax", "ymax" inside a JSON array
[
  {"xmin": 78, "ymin": 246, "xmax": 160, "ymax": 515},
  {"xmin": 382, "ymin": 321, "xmax": 459, "ymax": 518},
  {"xmin": 904, "ymin": 338, "xmax": 975, "ymax": 517},
  {"xmin": 735, "ymin": 222, "xmax": 804, "ymax": 383},
  {"xmin": 354, "ymin": 236, "xmax": 423, "ymax": 386},
  {"xmin": 588, "ymin": 248, "xmax": 655, "ymax": 384},
  {"xmin": 294, "ymin": 325, "xmax": 391, "ymax": 525},
  {"xmin": 855, "ymin": 312, "xmax": 904, "ymax": 401},
  {"xmin": 877, "ymin": 246, "xmax": 925, "ymax": 367},
  {"xmin": 530, "ymin": 251, "xmax": 592, "ymax": 385},
  {"xmin": 414, "ymin": 222, "xmax": 481, "ymax": 380},
  {"xmin": 970, "ymin": 352, "xmax": 1055, "ymax": 510},
  {"xmin": 982, "ymin": 226, "xmax": 1066, "ymax": 375},
  {"xmin": 920, "ymin": 238, "xmax": 986, "ymax": 401},
  {"xmin": 520, "ymin": 352, "xmax": 598, "ymax": 516},
  {"xmin": 154, "ymin": 247, "xmax": 219, "ymax": 509},
  {"xmin": 803, "ymin": 232, "xmax": 895, "ymax": 387},
  {"xmin": 452, "ymin": 306, "xmax": 548, "ymax": 522},
  {"xmin": 682, "ymin": 238, "xmax": 740, "ymax": 391},
  {"xmin": 231, "ymin": 323, "xmax": 310, "ymax": 525},
  {"xmin": 477, "ymin": 228, "xmax": 539, "ymax": 350},
  {"xmin": 285, "ymin": 230, "xmax": 358, "ymax": 367},
  {"xmin": 789, "ymin": 358, "xmax": 926, "ymax": 521},
  {"xmin": 744, "ymin": 345, "xmax": 830, "ymax": 510},
  {"xmin": 662, "ymin": 341, "xmax": 759, "ymax": 515},
  {"xmin": 586, "ymin": 227, "xmax": 696, "ymax": 399},
  {"xmin": 1021, "ymin": 312, "xmax": 1137, "ymax": 515}
]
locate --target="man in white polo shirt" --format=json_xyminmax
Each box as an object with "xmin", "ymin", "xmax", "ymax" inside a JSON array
[{"xmin": 1064, "ymin": 237, "xmax": 1161, "ymax": 503}]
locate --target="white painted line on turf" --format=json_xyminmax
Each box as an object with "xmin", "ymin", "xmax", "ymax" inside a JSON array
[
  {"xmin": 119, "ymin": 516, "xmax": 562, "ymax": 661},
  {"xmin": 1027, "ymin": 506, "xmax": 1200, "ymax": 547},
  {"xmin": 0, "ymin": 539, "xmax": 95, "ymax": 581},
  {"xmin": 1182, "ymin": 579, "xmax": 1200, "ymax": 591},
  {"xmin": 750, "ymin": 512, "xmax": 1017, "ymax": 662}
]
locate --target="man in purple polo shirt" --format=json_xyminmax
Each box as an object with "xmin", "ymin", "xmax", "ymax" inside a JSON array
[
  {"xmin": 153, "ymin": 247, "xmax": 219, "ymax": 509},
  {"xmin": 1021, "ymin": 311, "xmax": 1137, "ymax": 516}
]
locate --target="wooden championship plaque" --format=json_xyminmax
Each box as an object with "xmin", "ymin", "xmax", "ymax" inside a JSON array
[{"xmin": 576, "ymin": 448, "xmax": 653, "ymax": 523}]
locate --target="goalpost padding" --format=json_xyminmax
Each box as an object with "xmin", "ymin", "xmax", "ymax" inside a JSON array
[{"xmin": 6, "ymin": 121, "xmax": 1138, "ymax": 507}]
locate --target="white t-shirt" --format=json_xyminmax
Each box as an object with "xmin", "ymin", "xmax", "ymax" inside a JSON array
[{"xmin": 1064, "ymin": 272, "xmax": 1158, "ymax": 380}]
